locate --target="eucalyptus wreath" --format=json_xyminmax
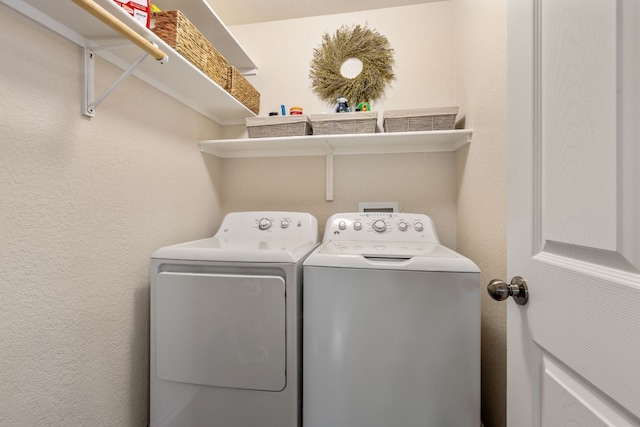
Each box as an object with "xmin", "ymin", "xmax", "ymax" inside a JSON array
[{"xmin": 309, "ymin": 24, "xmax": 395, "ymax": 107}]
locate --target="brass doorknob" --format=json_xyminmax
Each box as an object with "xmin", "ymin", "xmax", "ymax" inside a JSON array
[{"xmin": 487, "ymin": 276, "xmax": 529, "ymax": 305}]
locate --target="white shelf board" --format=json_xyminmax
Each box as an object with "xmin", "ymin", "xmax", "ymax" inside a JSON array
[
  {"xmin": 1, "ymin": 0, "xmax": 257, "ymax": 125},
  {"xmin": 199, "ymin": 129, "xmax": 473, "ymax": 158},
  {"xmin": 199, "ymin": 135, "xmax": 330, "ymax": 158}
]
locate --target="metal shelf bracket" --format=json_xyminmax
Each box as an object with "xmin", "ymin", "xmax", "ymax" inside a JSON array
[
  {"xmin": 72, "ymin": 0, "xmax": 168, "ymax": 117},
  {"xmin": 83, "ymin": 46, "xmax": 155, "ymax": 117}
]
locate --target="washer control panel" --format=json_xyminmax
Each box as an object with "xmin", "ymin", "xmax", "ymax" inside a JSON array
[{"xmin": 322, "ymin": 212, "xmax": 440, "ymax": 243}]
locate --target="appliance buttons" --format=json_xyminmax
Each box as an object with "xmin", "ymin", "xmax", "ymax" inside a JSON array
[
  {"xmin": 372, "ymin": 219, "xmax": 387, "ymax": 233},
  {"xmin": 258, "ymin": 218, "xmax": 272, "ymax": 230}
]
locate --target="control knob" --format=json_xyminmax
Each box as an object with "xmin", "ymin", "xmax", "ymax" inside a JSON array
[
  {"xmin": 281, "ymin": 219, "xmax": 289, "ymax": 229},
  {"xmin": 372, "ymin": 219, "xmax": 387, "ymax": 233},
  {"xmin": 258, "ymin": 218, "xmax": 272, "ymax": 230},
  {"xmin": 398, "ymin": 222, "xmax": 408, "ymax": 232},
  {"xmin": 414, "ymin": 222, "xmax": 424, "ymax": 232},
  {"xmin": 353, "ymin": 221, "xmax": 362, "ymax": 231}
]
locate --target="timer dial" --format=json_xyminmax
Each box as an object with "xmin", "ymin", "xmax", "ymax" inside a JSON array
[
  {"xmin": 258, "ymin": 218, "xmax": 272, "ymax": 230},
  {"xmin": 372, "ymin": 219, "xmax": 387, "ymax": 233}
]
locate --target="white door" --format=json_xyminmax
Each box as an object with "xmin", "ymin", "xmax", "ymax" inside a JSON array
[{"xmin": 506, "ymin": 0, "xmax": 640, "ymax": 426}]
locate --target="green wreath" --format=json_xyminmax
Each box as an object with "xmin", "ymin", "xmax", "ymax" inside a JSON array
[{"xmin": 309, "ymin": 24, "xmax": 395, "ymax": 108}]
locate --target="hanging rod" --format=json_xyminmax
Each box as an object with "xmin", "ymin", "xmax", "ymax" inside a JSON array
[{"xmin": 70, "ymin": 0, "xmax": 168, "ymax": 62}]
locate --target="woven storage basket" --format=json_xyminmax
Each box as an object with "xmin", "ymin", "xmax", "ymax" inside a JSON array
[
  {"xmin": 383, "ymin": 107, "xmax": 459, "ymax": 133},
  {"xmin": 152, "ymin": 10, "xmax": 228, "ymax": 88},
  {"xmin": 310, "ymin": 112, "xmax": 378, "ymax": 135},
  {"xmin": 246, "ymin": 115, "xmax": 312, "ymax": 138},
  {"xmin": 226, "ymin": 66, "xmax": 260, "ymax": 115}
]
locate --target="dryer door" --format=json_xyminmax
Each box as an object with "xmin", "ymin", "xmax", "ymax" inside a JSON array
[{"xmin": 155, "ymin": 272, "xmax": 286, "ymax": 391}]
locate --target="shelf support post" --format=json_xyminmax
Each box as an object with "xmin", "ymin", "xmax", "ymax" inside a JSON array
[{"xmin": 326, "ymin": 149, "xmax": 334, "ymax": 201}]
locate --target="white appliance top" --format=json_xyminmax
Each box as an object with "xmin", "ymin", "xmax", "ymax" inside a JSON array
[
  {"xmin": 305, "ymin": 213, "xmax": 479, "ymax": 272},
  {"xmin": 152, "ymin": 211, "xmax": 319, "ymax": 263}
]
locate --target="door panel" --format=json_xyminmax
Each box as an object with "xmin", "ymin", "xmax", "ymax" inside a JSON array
[
  {"xmin": 155, "ymin": 272, "xmax": 286, "ymax": 391},
  {"xmin": 508, "ymin": 0, "xmax": 640, "ymax": 425},
  {"xmin": 540, "ymin": 0, "xmax": 617, "ymax": 251},
  {"xmin": 541, "ymin": 355, "xmax": 637, "ymax": 427}
]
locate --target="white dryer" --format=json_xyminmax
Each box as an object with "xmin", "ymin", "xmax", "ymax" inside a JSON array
[
  {"xmin": 150, "ymin": 211, "xmax": 318, "ymax": 427},
  {"xmin": 302, "ymin": 212, "xmax": 480, "ymax": 427}
]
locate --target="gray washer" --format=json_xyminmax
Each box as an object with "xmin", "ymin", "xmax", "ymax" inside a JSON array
[{"xmin": 303, "ymin": 212, "xmax": 480, "ymax": 427}]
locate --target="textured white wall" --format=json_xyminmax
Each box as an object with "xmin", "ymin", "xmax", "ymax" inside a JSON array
[
  {"xmin": 223, "ymin": 2, "xmax": 459, "ymax": 246},
  {"xmin": 455, "ymin": 1, "xmax": 508, "ymax": 426},
  {"xmin": 0, "ymin": 1, "xmax": 508, "ymax": 426},
  {"xmin": 0, "ymin": 5, "xmax": 223, "ymax": 426}
]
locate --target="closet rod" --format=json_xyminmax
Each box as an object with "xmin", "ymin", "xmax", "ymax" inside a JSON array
[{"xmin": 70, "ymin": 0, "xmax": 168, "ymax": 62}]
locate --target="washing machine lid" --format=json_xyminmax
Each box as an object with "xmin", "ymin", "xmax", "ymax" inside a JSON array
[
  {"xmin": 304, "ymin": 240, "xmax": 480, "ymax": 273},
  {"xmin": 152, "ymin": 211, "xmax": 319, "ymax": 263}
]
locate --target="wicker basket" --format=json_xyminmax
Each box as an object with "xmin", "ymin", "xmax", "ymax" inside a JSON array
[
  {"xmin": 225, "ymin": 66, "xmax": 260, "ymax": 115},
  {"xmin": 383, "ymin": 107, "xmax": 459, "ymax": 133},
  {"xmin": 310, "ymin": 112, "xmax": 378, "ymax": 135},
  {"xmin": 152, "ymin": 10, "xmax": 228, "ymax": 88},
  {"xmin": 246, "ymin": 115, "xmax": 312, "ymax": 138}
]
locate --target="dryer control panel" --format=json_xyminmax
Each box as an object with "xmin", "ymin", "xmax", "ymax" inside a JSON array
[
  {"xmin": 323, "ymin": 213, "xmax": 440, "ymax": 244},
  {"xmin": 214, "ymin": 211, "xmax": 319, "ymax": 240}
]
